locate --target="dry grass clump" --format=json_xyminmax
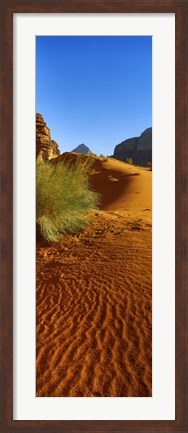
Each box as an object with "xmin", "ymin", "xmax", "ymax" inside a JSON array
[
  {"xmin": 36, "ymin": 158, "xmax": 99, "ymax": 242},
  {"xmin": 125, "ymin": 157, "xmax": 133, "ymax": 165}
]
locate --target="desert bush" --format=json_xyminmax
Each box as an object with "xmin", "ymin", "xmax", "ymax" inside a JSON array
[
  {"xmin": 147, "ymin": 161, "xmax": 152, "ymax": 170},
  {"xmin": 36, "ymin": 158, "xmax": 99, "ymax": 242},
  {"xmin": 125, "ymin": 157, "xmax": 133, "ymax": 165},
  {"xmin": 99, "ymin": 154, "xmax": 108, "ymax": 162}
]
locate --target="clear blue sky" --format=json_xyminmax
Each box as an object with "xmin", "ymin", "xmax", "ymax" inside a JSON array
[{"xmin": 36, "ymin": 36, "xmax": 152, "ymax": 156}]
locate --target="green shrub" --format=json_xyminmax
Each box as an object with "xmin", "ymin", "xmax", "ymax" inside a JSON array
[
  {"xmin": 125, "ymin": 157, "xmax": 133, "ymax": 165},
  {"xmin": 99, "ymin": 154, "xmax": 108, "ymax": 162},
  {"xmin": 36, "ymin": 158, "xmax": 99, "ymax": 243}
]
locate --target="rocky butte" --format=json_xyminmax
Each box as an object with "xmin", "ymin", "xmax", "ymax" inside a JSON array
[
  {"xmin": 36, "ymin": 113, "xmax": 60, "ymax": 160},
  {"xmin": 113, "ymin": 127, "xmax": 152, "ymax": 167}
]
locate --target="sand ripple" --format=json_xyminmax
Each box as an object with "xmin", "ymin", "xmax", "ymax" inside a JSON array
[{"xmin": 36, "ymin": 211, "xmax": 152, "ymax": 396}]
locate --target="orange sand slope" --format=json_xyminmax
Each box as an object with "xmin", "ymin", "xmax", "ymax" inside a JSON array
[{"xmin": 36, "ymin": 155, "xmax": 152, "ymax": 397}]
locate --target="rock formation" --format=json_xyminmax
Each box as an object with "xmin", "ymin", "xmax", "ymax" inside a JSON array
[
  {"xmin": 72, "ymin": 144, "xmax": 92, "ymax": 154},
  {"xmin": 36, "ymin": 113, "xmax": 60, "ymax": 160},
  {"xmin": 50, "ymin": 140, "xmax": 60, "ymax": 158},
  {"xmin": 113, "ymin": 127, "xmax": 152, "ymax": 167}
]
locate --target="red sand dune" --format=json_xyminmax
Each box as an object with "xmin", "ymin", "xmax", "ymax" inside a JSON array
[{"xmin": 36, "ymin": 154, "xmax": 152, "ymax": 397}]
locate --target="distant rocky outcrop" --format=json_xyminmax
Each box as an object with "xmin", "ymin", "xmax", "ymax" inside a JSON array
[
  {"xmin": 113, "ymin": 127, "xmax": 152, "ymax": 167},
  {"xmin": 72, "ymin": 144, "xmax": 92, "ymax": 154},
  {"xmin": 36, "ymin": 113, "xmax": 60, "ymax": 160}
]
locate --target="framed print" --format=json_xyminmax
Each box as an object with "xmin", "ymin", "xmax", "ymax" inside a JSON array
[{"xmin": 1, "ymin": 1, "xmax": 187, "ymax": 432}]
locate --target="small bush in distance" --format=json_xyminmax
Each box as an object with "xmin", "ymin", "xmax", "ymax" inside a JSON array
[
  {"xmin": 99, "ymin": 154, "xmax": 108, "ymax": 162},
  {"xmin": 36, "ymin": 159, "xmax": 100, "ymax": 243},
  {"xmin": 125, "ymin": 157, "xmax": 133, "ymax": 165},
  {"xmin": 147, "ymin": 161, "xmax": 152, "ymax": 171}
]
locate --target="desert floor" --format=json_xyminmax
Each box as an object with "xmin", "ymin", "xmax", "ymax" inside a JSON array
[{"xmin": 36, "ymin": 156, "xmax": 152, "ymax": 397}]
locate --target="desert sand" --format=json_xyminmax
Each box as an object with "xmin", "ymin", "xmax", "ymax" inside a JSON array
[{"xmin": 36, "ymin": 156, "xmax": 152, "ymax": 397}]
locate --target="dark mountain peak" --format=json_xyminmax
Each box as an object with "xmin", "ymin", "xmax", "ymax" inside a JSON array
[{"xmin": 72, "ymin": 144, "xmax": 92, "ymax": 154}]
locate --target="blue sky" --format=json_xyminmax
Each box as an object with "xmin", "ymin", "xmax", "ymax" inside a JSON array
[{"xmin": 36, "ymin": 36, "xmax": 152, "ymax": 156}]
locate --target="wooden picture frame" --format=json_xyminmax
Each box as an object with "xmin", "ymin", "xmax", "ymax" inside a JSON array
[{"xmin": 1, "ymin": 0, "xmax": 187, "ymax": 432}]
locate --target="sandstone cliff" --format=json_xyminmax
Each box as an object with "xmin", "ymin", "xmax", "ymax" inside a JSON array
[{"xmin": 36, "ymin": 113, "xmax": 60, "ymax": 160}]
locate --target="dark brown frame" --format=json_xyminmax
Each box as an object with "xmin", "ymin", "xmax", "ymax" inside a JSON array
[{"xmin": 1, "ymin": 0, "xmax": 187, "ymax": 432}]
